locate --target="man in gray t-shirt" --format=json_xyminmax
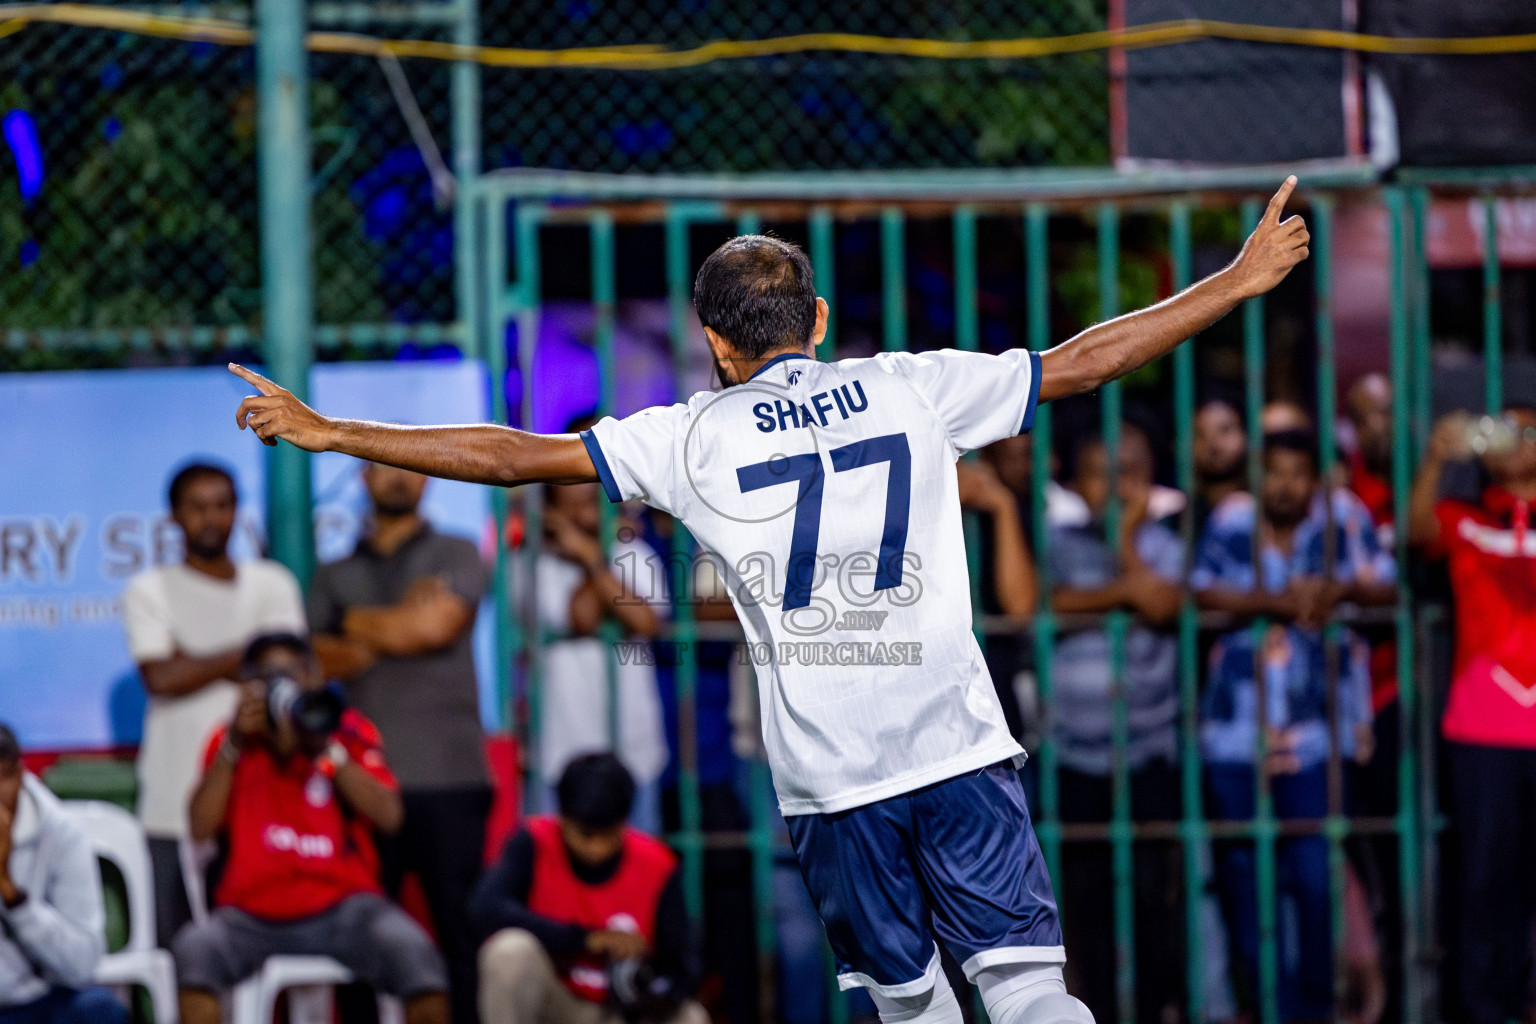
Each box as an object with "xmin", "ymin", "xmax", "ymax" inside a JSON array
[
  {"xmin": 1046, "ymin": 424, "xmax": 1186, "ymax": 1024},
  {"xmin": 309, "ymin": 462, "xmax": 491, "ymax": 1024}
]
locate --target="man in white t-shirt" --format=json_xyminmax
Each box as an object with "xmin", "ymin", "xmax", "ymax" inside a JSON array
[
  {"xmin": 229, "ymin": 177, "xmax": 1310, "ymax": 1024},
  {"xmin": 529, "ymin": 463, "xmax": 669, "ymax": 833},
  {"xmin": 121, "ymin": 462, "xmax": 306, "ymax": 945}
]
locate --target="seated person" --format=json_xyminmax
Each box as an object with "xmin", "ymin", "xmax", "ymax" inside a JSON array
[
  {"xmin": 471, "ymin": 753, "xmax": 703, "ymax": 1024},
  {"xmin": 170, "ymin": 633, "xmax": 448, "ymax": 1024},
  {"xmin": 0, "ymin": 723, "xmax": 127, "ymax": 1024}
]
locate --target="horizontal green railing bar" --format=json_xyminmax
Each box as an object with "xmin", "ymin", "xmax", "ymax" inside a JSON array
[
  {"xmin": 1394, "ymin": 165, "xmax": 1536, "ymax": 188},
  {"xmin": 476, "ymin": 163, "xmax": 1379, "ymax": 203},
  {"xmin": 3, "ymin": 322, "xmax": 466, "ymax": 352}
]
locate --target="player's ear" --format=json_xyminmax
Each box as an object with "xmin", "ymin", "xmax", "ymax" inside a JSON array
[
  {"xmin": 810, "ymin": 297, "xmax": 829, "ymax": 351},
  {"xmin": 702, "ymin": 325, "xmax": 731, "ymax": 362}
]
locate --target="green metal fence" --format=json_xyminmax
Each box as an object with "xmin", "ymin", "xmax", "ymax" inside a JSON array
[{"xmin": 471, "ymin": 163, "xmax": 1536, "ymax": 1024}]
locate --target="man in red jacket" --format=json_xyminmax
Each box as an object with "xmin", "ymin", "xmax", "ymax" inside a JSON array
[
  {"xmin": 471, "ymin": 754, "xmax": 702, "ymax": 1024},
  {"xmin": 1410, "ymin": 408, "xmax": 1536, "ymax": 1024},
  {"xmin": 170, "ymin": 633, "xmax": 449, "ymax": 1024}
]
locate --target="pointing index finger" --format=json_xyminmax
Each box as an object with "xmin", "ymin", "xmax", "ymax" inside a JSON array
[
  {"xmin": 1264, "ymin": 175, "xmax": 1298, "ymax": 225},
  {"xmin": 228, "ymin": 362, "xmax": 281, "ymax": 396}
]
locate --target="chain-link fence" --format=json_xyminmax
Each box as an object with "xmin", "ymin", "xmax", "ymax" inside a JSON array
[
  {"xmin": 2, "ymin": 0, "xmax": 1122, "ymax": 367},
  {"xmin": 479, "ymin": 0, "xmax": 1109, "ymax": 173},
  {"xmin": 0, "ymin": 8, "xmax": 458, "ymax": 364}
]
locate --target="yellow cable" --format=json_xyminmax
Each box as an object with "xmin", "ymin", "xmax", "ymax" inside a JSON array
[{"xmin": 0, "ymin": 4, "xmax": 1534, "ymax": 66}]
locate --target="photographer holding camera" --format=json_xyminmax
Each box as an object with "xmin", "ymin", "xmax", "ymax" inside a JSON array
[
  {"xmin": 470, "ymin": 753, "xmax": 702, "ymax": 1024},
  {"xmin": 171, "ymin": 632, "xmax": 450, "ymax": 1024}
]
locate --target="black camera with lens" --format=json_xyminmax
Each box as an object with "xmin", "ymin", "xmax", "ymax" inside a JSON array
[
  {"xmin": 264, "ymin": 674, "xmax": 347, "ymax": 737},
  {"xmin": 608, "ymin": 956, "xmax": 681, "ymax": 1023}
]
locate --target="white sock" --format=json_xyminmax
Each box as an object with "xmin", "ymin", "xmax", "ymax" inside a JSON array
[
  {"xmin": 974, "ymin": 962, "xmax": 1093, "ymax": 1024},
  {"xmin": 868, "ymin": 970, "xmax": 964, "ymax": 1024}
]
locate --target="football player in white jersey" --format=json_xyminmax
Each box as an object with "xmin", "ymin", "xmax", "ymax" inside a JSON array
[{"xmin": 231, "ymin": 177, "xmax": 1309, "ymax": 1024}]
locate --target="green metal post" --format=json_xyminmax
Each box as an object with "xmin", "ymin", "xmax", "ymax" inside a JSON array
[
  {"xmin": 954, "ymin": 207, "xmax": 986, "ymax": 655},
  {"xmin": 1025, "ymin": 203, "xmax": 1061, "ymax": 894},
  {"xmin": 954, "ymin": 207, "xmax": 987, "ymax": 1024},
  {"xmin": 1482, "ymin": 196, "xmax": 1502, "ymax": 413},
  {"xmin": 1241, "ymin": 196, "xmax": 1280, "ymax": 1024},
  {"xmin": 882, "ymin": 207, "xmax": 908, "ymax": 352},
  {"xmin": 1096, "ymin": 202, "xmax": 1135, "ymax": 1024},
  {"xmin": 450, "ymin": 0, "xmax": 478, "ymax": 352},
  {"xmin": 954, "ymin": 207, "xmax": 978, "ymax": 352},
  {"xmin": 1409, "ymin": 188, "xmax": 1433, "ymax": 456},
  {"xmin": 513, "ymin": 204, "xmax": 545, "ymax": 811},
  {"xmin": 482, "ymin": 194, "xmax": 514, "ymax": 731},
  {"xmin": 819, "ymin": 202, "xmax": 854, "ymax": 1024},
  {"xmin": 1386, "ymin": 188, "xmax": 1425, "ymax": 1024},
  {"xmin": 809, "ymin": 207, "xmax": 836, "ymax": 359},
  {"xmin": 1169, "ymin": 201, "xmax": 1207, "ymax": 1024},
  {"xmin": 591, "ymin": 212, "xmax": 622, "ymax": 755},
  {"xmin": 665, "ymin": 204, "xmax": 705, "ymax": 922},
  {"xmin": 1311, "ymin": 198, "xmax": 1350, "ymax": 1013},
  {"xmin": 256, "ymin": 0, "xmax": 315, "ymax": 586}
]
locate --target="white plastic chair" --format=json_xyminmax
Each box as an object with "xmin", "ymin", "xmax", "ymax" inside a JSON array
[
  {"xmin": 231, "ymin": 956, "xmax": 403, "ymax": 1024},
  {"xmin": 63, "ymin": 800, "xmax": 179, "ymax": 1024}
]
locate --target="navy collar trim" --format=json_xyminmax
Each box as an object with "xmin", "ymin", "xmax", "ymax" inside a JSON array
[{"xmin": 746, "ymin": 351, "xmax": 812, "ymax": 382}]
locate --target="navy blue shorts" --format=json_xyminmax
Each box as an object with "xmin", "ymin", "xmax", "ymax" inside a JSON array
[{"xmin": 786, "ymin": 762, "xmax": 1064, "ymax": 997}]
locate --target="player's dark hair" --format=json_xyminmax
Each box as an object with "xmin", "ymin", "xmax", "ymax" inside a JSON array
[
  {"xmin": 242, "ymin": 631, "xmax": 313, "ymax": 673},
  {"xmin": 1262, "ymin": 429, "xmax": 1319, "ymax": 474},
  {"xmin": 557, "ymin": 752, "xmax": 635, "ymax": 830},
  {"xmin": 168, "ymin": 461, "xmax": 238, "ymax": 511},
  {"xmin": 694, "ymin": 234, "xmax": 818, "ymax": 359},
  {"xmin": 0, "ymin": 723, "xmax": 19, "ymax": 764}
]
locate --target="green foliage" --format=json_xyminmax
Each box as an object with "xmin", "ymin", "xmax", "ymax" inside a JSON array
[{"xmin": 0, "ymin": 42, "xmax": 385, "ymax": 334}]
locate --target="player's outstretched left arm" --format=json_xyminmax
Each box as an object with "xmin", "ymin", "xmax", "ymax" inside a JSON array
[
  {"xmin": 229, "ymin": 363, "xmax": 598, "ymax": 487},
  {"xmin": 1037, "ymin": 176, "xmax": 1309, "ymax": 404}
]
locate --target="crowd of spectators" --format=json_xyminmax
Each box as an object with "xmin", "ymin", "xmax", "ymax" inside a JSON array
[{"xmin": 7, "ymin": 374, "xmax": 1536, "ymax": 1024}]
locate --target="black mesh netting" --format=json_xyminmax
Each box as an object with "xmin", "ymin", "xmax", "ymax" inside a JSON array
[
  {"xmin": 478, "ymin": 0, "xmax": 1109, "ymax": 173},
  {"xmin": 2, "ymin": 0, "xmax": 1111, "ymax": 344},
  {"xmin": 1, "ymin": 15, "xmax": 455, "ymax": 336}
]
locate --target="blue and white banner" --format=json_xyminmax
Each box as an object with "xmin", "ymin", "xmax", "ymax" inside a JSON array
[{"xmin": 0, "ymin": 360, "xmax": 499, "ymax": 751}]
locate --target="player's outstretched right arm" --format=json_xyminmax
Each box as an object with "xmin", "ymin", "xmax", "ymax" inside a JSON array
[{"xmin": 229, "ymin": 363, "xmax": 598, "ymax": 487}]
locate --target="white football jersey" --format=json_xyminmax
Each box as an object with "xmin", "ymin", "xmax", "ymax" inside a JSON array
[{"xmin": 583, "ymin": 348, "xmax": 1042, "ymax": 815}]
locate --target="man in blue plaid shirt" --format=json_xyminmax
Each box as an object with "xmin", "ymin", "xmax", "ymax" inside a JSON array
[{"xmin": 1191, "ymin": 428, "xmax": 1395, "ymax": 1021}]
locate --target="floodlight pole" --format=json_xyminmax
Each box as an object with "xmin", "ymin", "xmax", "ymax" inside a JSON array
[{"xmin": 256, "ymin": 0, "xmax": 316, "ymax": 587}]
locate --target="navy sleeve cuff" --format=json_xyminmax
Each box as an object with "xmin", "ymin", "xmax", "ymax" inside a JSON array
[
  {"xmin": 579, "ymin": 429, "xmax": 623, "ymax": 503},
  {"xmin": 1020, "ymin": 350, "xmax": 1043, "ymax": 433}
]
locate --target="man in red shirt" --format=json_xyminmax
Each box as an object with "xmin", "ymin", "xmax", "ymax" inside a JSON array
[
  {"xmin": 470, "ymin": 754, "xmax": 702, "ymax": 1024},
  {"xmin": 1410, "ymin": 408, "xmax": 1536, "ymax": 1024},
  {"xmin": 170, "ymin": 633, "xmax": 449, "ymax": 1024}
]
